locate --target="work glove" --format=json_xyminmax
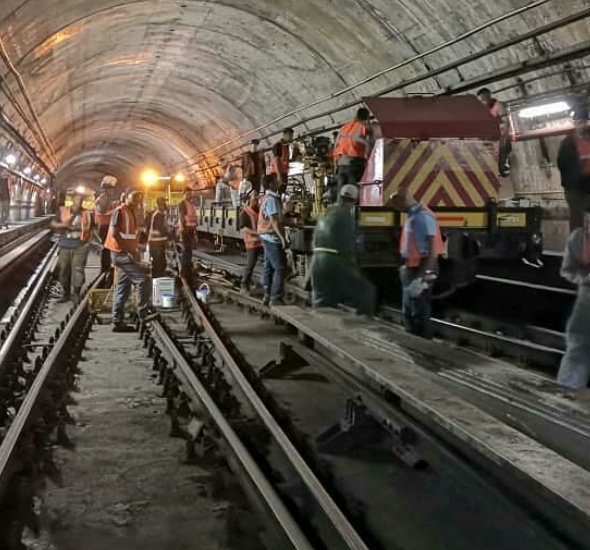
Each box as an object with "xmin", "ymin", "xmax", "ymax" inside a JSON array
[{"xmin": 407, "ymin": 277, "xmax": 429, "ymax": 298}]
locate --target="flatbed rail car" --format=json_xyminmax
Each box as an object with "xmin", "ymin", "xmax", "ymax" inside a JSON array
[{"xmin": 190, "ymin": 96, "xmax": 543, "ymax": 294}]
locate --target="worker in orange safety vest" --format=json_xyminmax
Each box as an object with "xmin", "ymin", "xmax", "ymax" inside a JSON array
[
  {"xmin": 148, "ymin": 196, "xmax": 170, "ymax": 278},
  {"xmin": 270, "ymin": 128, "xmax": 300, "ymax": 194},
  {"xmin": 104, "ymin": 187, "xmax": 154, "ymax": 331},
  {"xmin": 238, "ymin": 182, "xmax": 262, "ymax": 293},
  {"xmin": 477, "ymin": 88, "xmax": 512, "ymax": 177},
  {"xmin": 389, "ymin": 187, "xmax": 444, "ymax": 339},
  {"xmin": 51, "ymin": 190, "xmax": 94, "ymax": 303},
  {"xmin": 178, "ymin": 187, "xmax": 198, "ymax": 281},
  {"xmin": 94, "ymin": 175, "xmax": 120, "ymax": 275},
  {"xmin": 333, "ymin": 108, "xmax": 373, "ymax": 200}
]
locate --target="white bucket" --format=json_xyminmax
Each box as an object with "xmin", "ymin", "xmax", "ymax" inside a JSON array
[
  {"xmin": 161, "ymin": 294, "xmax": 176, "ymax": 308},
  {"xmin": 196, "ymin": 283, "xmax": 210, "ymax": 304}
]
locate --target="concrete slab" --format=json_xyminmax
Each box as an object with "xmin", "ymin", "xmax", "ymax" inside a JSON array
[{"xmin": 272, "ymin": 305, "xmax": 590, "ymax": 546}]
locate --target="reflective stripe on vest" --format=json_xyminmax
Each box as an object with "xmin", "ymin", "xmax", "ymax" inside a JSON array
[
  {"xmin": 576, "ymin": 136, "xmax": 590, "ymax": 175},
  {"xmin": 400, "ymin": 204, "xmax": 444, "ymax": 268},
  {"xmin": 148, "ymin": 210, "xmax": 168, "ymax": 245},
  {"xmin": 333, "ymin": 120, "xmax": 369, "ymax": 159},
  {"xmin": 242, "ymin": 205, "xmax": 262, "ymax": 250},
  {"xmin": 59, "ymin": 206, "xmax": 92, "ymax": 242},
  {"xmin": 270, "ymin": 142, "xmax": 290, "ymax": 175},
  {"xmin": 104, "ymin": 205, "xmax": 138, "ymax": 253},
  {"xmin": 179, "ymin": 199, "xmax": 198, "ymax": 232}
]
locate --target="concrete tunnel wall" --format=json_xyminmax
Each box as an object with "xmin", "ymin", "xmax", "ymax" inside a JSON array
[{"xmin": 0, "ymin": 0, "xmax": 588, "ymax": 205}]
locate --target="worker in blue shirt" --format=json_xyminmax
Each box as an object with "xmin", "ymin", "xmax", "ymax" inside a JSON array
[
  {"xmin": 389, "ymin": 187, "xmax": 444, "ymax": 338},
  {"xmin": 257, "ymin": 174, "xmax": 288, "ymax": 305},
  {"xmin": 556, "ymin": 205, "xmax": 590, "ymax": 389}
]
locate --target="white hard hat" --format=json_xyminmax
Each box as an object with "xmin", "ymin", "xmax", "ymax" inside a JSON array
[
  {"xmin": 101, "ymin": 175, "xmax": 117, "ymax": 187},
  {"xmin": 340, "ymin": 184, "xmax": 359, "ymax": 201}
]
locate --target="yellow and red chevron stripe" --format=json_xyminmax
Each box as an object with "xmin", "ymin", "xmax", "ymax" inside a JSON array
[{"xmin": 381, "ymin": 139, "xmax": 500, "ymax": 207}]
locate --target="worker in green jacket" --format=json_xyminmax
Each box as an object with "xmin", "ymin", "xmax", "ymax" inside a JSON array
[{"xmin": 310, "ymin": 184, "xmax": 376, "ymax": 315}]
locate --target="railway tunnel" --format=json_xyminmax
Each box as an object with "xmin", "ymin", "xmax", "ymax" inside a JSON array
[{"xmin": 0, "ymin": 1, "xmax": 590, "ymax": 549}]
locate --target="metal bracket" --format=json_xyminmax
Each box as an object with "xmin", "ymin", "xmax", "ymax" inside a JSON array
[
  {"xmin": 316, "ymin": 395, "xmax": 427, "ymax": 470},
  {"xmin": 260, "ymin": 342, "xmax": 308, "ymax": 379}
]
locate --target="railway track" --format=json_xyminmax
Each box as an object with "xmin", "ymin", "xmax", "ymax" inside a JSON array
[
  {"xmin": 0, "ymin": 242, "xmax": 102, "ymax": 548},
  {"xmin": 191, "ymin": 248, "xmax": 565, "ymax": 371},
  {"xmin": 0, "ymin": 244, "xmax": 587, "ymax": 548},
  {"xmin": 156, "ymin": 257, "xmax": 589, "ymax": 548}
]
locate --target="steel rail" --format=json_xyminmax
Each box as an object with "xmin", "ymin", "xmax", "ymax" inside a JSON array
[
  {"xmin": 179, "ymin": 277, "xmax": 370, "ymax": 550},
  {"xmin": 0, "ymin": 243, "xmax": 56, "ymax": 372},
  {"xmin": 475, "ymin": 274, "xmax": 577, "ymax": 296},
  {"xmin": 150, "ymin": 320, "xmax": 314, "ymax": 550},
  {"xmin": 0, "ymin": 274, "xmax": 104, "ymax": 494},
  {"xmin": 0, "ymin": 229, "xmax": 51, "ymax": 274},
  {"xmin": 190, "ymin": 250, "xmax": 564, "ymax": 367}
]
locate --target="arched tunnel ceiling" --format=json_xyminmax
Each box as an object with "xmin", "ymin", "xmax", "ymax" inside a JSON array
[{"xmin": 0, "ymin": 0, "xmax": 589, "ymax": 189}]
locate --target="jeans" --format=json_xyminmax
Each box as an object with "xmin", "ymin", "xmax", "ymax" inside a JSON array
[
  {"xmin": 0, "ymin": 200, "xmax": 9, "ymax": 226},
  {"xmin": 311, "ymin": 253, "xmax": 376, "ymax": 315},
  {"xmin": 57, "ymin": 244, "xmax": 90, "ymax": 296},
  {"xmin": 111, "ymin": 252, "xmax": 152, "ymax": 324},
  {"xmin": 557, "ymin": 286, "xmax": 590, "ymax": 389},
  {"xmin": 336, "ymin": 158, "xmax": 366, "ymax": 197},
  {"xmin": 242, "ymin": 247, "xmax": 262, "ymax": 288},
  {"xmin": 150, "ymin": 245, "xmax": 167, "ymax": 279},
  {"xmin": 401, "ymin": 266, "xmax": 433, "ymax": 338},
  {"xmin": 180, "ymin": 231, "xmax": 195, "ymax": 279},
  {"xmin": 98, "ymin": 225, "xmax": 112, "ymax": 273},
  {"xmin": 261, "ymin": 240, "xmax": 286, "ymax": 301}
]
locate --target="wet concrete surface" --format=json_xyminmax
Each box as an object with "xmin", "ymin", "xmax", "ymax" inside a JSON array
[{"xmin": 28, "ymin": 322, "xmax": 249, "ymax": 550}]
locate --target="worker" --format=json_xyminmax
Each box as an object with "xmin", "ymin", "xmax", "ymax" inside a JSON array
[
  {"xmin": 333, "ymin": 108, "xmax": 372, "ymax": 198},
  {"xmin": 242, "ymin": 139, "xmax": 266, "ymax": 193},
  {"xmin": 178, "ymin": 187, "xmax": 198, "ymax": 281},
  {"xmin": 556, "ymin": 205, "xmax": 590, "ymax": 389},
  {"xmin": 310, "ymin": 184, "xmax": 376, "ymax": 314},
  {"xmin": 94, "ymin": 175, "xmax": 119, "ymax": 274},
  {"xmin": 239, "ymin": 183, "xmax": 262, "ymax": 293},
  {"xmin": 477, "ymin": 88, "xmax": 512, "ymax": 177},
  {"xmin": 215, "ymin": 158, "xmax": 240, "ymax": 206},
  {"xmin": 270, "ymin": 128, "xmax": 298, "ymax": 194},
  {"xmin": 51, "ymin": 190, "xmax": 94, "ymax": 303},
  {"xmin": 557, "ymin": 106, "xmax": 590, "ymax": 231},
  {"xmin": 389, "ymin": 187, "xmax": 444, "ymax": 338},
  {"xmin": 0, "ymin": 169, "xmax": 10, "ymax": 229},
  {"xmin": 104, "ymin": 187, "xmax": 153, "ymax": 331},
  {"xmin": 257, "ymin": 174, "xmax": 288, "ymax": 305},
  {"xmin": 148, "ymin": 197, "xmax": 170, "ymax": 279}
]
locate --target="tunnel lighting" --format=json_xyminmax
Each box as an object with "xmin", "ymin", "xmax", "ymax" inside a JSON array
[
  {"xmin": 174, "ymin": 172, "xmax": 186, "ymax": 184},
  {"xmin": 141, "ymin": 168, "xmax": 160, "ymax": 186},
  {"xmin": 23, "ymin": 167, "xmax": 32, "ymax": 175},
  {"xmin": 41, "ymin": 178, "xmax": 47, "ymax": 184},
  {"xmin": 75, "ymin": 185, "xmax": 86, "ymax": 194},
  {"xmin": 4, "ymin": 154, "xmax": 16, "ymax": 166},
  {"xmin": 33, "ymin": 174, "xmax": 40, "ymax": 181},
  {"xmin": 518, "ymin": 101, "xmax": 570, "ymax": 119}
]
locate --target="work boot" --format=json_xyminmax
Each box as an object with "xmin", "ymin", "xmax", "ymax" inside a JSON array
[
  {"xmin": 270, "ymin": 298, "xmax": 285, "ymax": 307},
  {"xmin": 112, "ymin": 322, "xmax": 135, "ymax": 333},
  {"xmin": 262, "ymin": 294, "xmax": 270, "ymax": 307}
]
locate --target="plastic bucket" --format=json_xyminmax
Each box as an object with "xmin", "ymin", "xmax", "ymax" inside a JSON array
[
  {"xmin": 196, "ymin": 283, "xmax": 210, "ymax": 304},
  {"xmin": 161, "ymin": 294, "xmax": 176, "ymax": 308}
]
